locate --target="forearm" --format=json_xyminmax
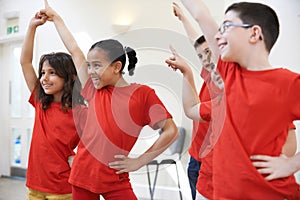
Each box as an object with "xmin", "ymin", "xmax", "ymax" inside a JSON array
[
  {"xmin": 20, "ymin": 24, "xmax": 36, "ymax": 66},
  {"xmin": 137, "ymin": 119, "xmax": 178, "ymax": 166},
  {"xmin": 52, "ymin": 15, "xmax": 80, "ymax": 58},
  {"xmin": 52, "ymin": 15, "xmax": 88, "ymax": 85},
  {"xmin": 180, "ymin": 16, "xmax": 200, "ymax": 45},
  {"xmin": 288, "ymin": 152, "xmax": 300, "ymax": 174},
  {"xmin": 20, "ymin": 23, "xmax": 38, "ymax": 92},
  {"xmin": 182, "ymin": 68, "xmax": 204, "ymax": 121},
  {"xmin": 181, "ymin": 0, "xmax": 219, "ymax": 62}
]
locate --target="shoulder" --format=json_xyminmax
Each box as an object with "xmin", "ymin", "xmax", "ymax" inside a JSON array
[
  {"xmin": 131, "ymin": 83, "xmax": 154, "ymax": 93},
  {"xmin": 273, "ymin": 68, "xmax": 300, "ymax": 82}
]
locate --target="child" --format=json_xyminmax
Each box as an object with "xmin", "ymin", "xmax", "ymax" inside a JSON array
[
  {"xmin": 20, "ymin": 12, "xmax": 86, "ymax": 200},
  {"xmin": 172, "ymin": 2, "xmax": 298, "ymax": 199},
  {"xmin": 173, "ymin": 3, "xmax": 220, "ymax": 199},
  {"xmin": 40, "ymin": 1, "xmax": 179, "ymax": 199},
  {"xmin": 167, "ymin": 0, "xmax": 300, "ymax": 199}
]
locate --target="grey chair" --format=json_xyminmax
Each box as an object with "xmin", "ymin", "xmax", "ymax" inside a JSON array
[{"xmin": 146, "ymin": 127, "xmax": 186, "ymax": 200}]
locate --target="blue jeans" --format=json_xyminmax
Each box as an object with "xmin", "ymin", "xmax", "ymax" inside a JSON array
[{"xmin": 187, "ymin": 156, "xmax": 201, "ymax": 200}]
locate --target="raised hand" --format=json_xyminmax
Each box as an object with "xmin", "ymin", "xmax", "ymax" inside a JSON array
[
  {"xmin": 165, "ymin": 45, "xmax": 191, "ymax": 74},
  {"xmin": 39, "ymin": 0, "xmax": 58, "ymax": 22},
  {"xmin": 30, "ymin": 12, "xmax": 47, "ymax": 27},
  {"xmin": 173, "ymin": 2, "xmax": 185, "ymax": 21}
]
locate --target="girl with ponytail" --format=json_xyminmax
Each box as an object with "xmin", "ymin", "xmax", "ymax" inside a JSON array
[{"xmin": 41, "ymin": 1, "xmax": 178, "ymax": 199}]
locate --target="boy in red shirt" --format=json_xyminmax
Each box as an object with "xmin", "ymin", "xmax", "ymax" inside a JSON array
[{"xmin": 167, "ymin": 0, "xmax": 300, "ymax": 199}]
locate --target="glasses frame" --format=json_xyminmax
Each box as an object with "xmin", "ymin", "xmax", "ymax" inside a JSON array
[{"xmin": 218, "ymin": 22, "xmax": 254, "ymax": 34}]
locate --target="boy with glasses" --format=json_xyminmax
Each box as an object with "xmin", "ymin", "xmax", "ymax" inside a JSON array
[{"xmin": 167, "ymin": 0, "xmax": 300, "ymax": 199}]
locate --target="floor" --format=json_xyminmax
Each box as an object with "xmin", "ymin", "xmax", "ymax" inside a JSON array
[
  {"xmin": 0, "ymin": 177, "xmax": 152, "ymax": 200},
  {"xmin": 0, "ymin": 176, "xmax": 27, "ymax": 200}
]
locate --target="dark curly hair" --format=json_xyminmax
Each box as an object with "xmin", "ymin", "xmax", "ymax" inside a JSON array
[{"xmin": 36, "ymin": 52, "xmax": 85, "ymax": 111}]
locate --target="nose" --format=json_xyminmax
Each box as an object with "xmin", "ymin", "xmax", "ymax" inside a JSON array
[
  {"xmin": 41, "ymin": 73, "xmax": 49, "ymax": 82},
  {"xmin": 215, "ymin": 31, "xmax": 221, "ymax": 41}
]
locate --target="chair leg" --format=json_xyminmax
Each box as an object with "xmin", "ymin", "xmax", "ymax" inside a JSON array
[
  {"xmin": 146, "ymin": 164, "xmax": 154, "ymax": 200},
  {"xmin": 175, "ymin": 163, "xmax": 183, "ymax": 200},
  {"xmin": 146, "ymin": 164, "xmax": 159, "ymax": 200}
]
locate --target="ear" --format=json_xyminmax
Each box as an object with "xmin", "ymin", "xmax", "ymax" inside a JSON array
[
  {"xmin": 249, "ymin": 25, "xmax": 263, "ymax": 43},
  {"xmin": 113, "ymin": 61, "xmax": 123, "ymax": 74}
]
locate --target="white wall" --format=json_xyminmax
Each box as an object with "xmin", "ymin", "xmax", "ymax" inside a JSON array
[{"xmin": 1, "ymin": 0, "xmax": 300, "ymax": 198}]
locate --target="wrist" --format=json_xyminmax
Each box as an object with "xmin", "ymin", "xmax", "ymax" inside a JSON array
[{"xmin": 289, "ymin": 154, "xmax": 300, "ymax": 174}]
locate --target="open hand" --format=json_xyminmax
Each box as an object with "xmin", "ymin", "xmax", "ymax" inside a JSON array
[
  {"xmin": 251, "ymin": 154, "xmax": 295, "ymax": 181},
  {"xmin": 108, "ymin": 155, "xmax": 142, "ymax": 174}
]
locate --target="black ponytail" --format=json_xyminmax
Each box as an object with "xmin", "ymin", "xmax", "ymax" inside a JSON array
[
  {"xmin": 89, "ymin": 39, "xmax": 138, "ymax": 76},
  {"xmin": 125, "ymin": 46, "xmax": 137, "ymax": 76}
]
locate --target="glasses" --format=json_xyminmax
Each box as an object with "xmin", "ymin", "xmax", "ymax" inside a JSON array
[{"xmin": 218, "ymin": 22, "xmax": 254, "ymax": 34}]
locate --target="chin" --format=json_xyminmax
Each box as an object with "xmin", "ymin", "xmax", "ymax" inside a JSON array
[
  {"xmin": 221, "ymin": 53, "xmax": 233, "ymax": 62},
  {"xmin": 94, "ymin": 83, "xmax": 105, "ymax": 90}
]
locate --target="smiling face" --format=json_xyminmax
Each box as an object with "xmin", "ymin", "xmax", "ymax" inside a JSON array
[
  {"xmin": 86, "ymin": 48, "xmax": 121, "ymax": 89},
  {"xmin": 39, "ymin": 60, "xmax": 65, "ymax": 102},
  {"xmin": 195, "ymin": 41, "xmax": 214, "ymax": 71},
  {"xmin": 215, "ymin": 11, "xmax": 253, "ymax": 63}
]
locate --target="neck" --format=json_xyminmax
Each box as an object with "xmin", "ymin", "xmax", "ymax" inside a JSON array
[
  {"xmin": 114, "ymin": 77, "xmax": 129, "ymax": 87},
  {"xmin": 239, "ymin": 48, "xmax": 272, "ymax": 71}
]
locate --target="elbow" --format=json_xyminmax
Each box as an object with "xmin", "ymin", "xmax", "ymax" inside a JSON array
[
  {"xmin": 184, "ymin": 108, "xmax": 200, "ymax": 121},
  {"xmin": 164, "ymin": 120, "xmax": 179, "ymax": 143}
]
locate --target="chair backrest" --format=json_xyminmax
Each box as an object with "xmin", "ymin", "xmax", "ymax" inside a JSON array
[{"xmin": 159, "ymin": 127, "xmax": 186, "ymax": 156}]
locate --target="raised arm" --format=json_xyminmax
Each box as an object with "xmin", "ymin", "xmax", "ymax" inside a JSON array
[
  {"xmin": 181, "ymin": 0, "xmax": 219, "ymax": 62},
  {"xmin": 165, "ymin": 46, "xmax": 206, "ymax": 122},
  {"xmin": 20, "ymin": 13, "xmax": 47, "ymax": 92},
  {"xmin": 173, "ymin": 2, "xmax": 200, "ymax": 45},
  {"xmin": 40, "ymin": 0, "xmax": 88, "ymax": 87}
]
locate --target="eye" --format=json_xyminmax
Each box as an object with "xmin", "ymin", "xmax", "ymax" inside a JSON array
[
  {"xmin": 41, "ymin": 71, "xmax": 45, "ymax": 75},
  {"xmin": 198, "ymin": 54, "xmax": 203, "ymax": 59},
  {"xmin": 94, "ymin": 64, "xmax": 100, "ymax": 69},
  {"xmin": 50, "ymin": 70, "xmax": 56, "ymax": 75}
]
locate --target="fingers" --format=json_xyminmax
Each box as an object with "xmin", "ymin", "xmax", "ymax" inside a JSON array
[
  {"xmin": 256, "ymin": 167, "xmax": 273, "ymax": 175},
  {"xmin": 172, "ymin": 2, "xmax": 179, "ymax": 16},
  {"xmin": 250, "ymin": 155, "xmax": 272, "ymax": 161},
  {"xmin": 108, "ymin": 155, "xmax": 130, "ymax": 174},
  {"xmin": 252, "ymin": 161, "xmax": 269, "ymax": 168},
  {"xmin": 108, "ymin": 161, "xmax": 122, "ymax": 168},
  {"xmin": 114, "ymin": 154, "xmax": 126, "ymax": 159},
  {"xmin": 44, "ymin": 0, "xmax": 49, "ymax": 8},
  {"xmin": 116, "ymin": 169, "xmax": 127, "ymax": 174},
  {"xmin": 169, "ymin": 45, "xmax": 178, "ymax": 57},
  {"xmin": 265, "ymin": 174, "xmax": 276, "ymax": 181}
]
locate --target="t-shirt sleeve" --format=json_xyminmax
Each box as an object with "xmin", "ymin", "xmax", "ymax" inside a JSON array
[
  {"xmin": 81, "ymin": 78, "xmax": 96, "ymax": 102},
  {"xmin": 289, "ymin": 122, "xmax": 296, "ymax": 130},
  {"xmin": 143, "ymin": 87, "xmax": 172, "ymax": 129},
  {"xmin": 199, "ymin": 100, "xmax": 211, "ymax": 121},
  {"xmin": 288, "ymin": 75, "xmax": 300, "ymax": 120},
  {"xmin": 28, "ymin": 89, "xmax": 37, "ymax": 107}
]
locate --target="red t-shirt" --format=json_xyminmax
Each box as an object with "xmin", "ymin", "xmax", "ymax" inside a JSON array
[
  {"xmin": 189, "ymin": 68, "xmax": 219, "ymax": 199},
  {"xmin": 211, "ymin": 59, "xmax": 300, "ymax": 199},
  {"xmin": 69, "ymin": 79, "xmax": 172, "ymax": 193},
  {"xmin": 26, "ymin": 92, "xmax": 84, "ymax": 194}
]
